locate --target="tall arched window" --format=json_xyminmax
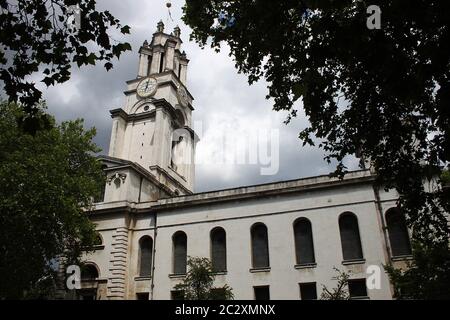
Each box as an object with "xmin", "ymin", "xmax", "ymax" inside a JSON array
[
  {"xmin": 386, "ymin": 208, "xmax": 412, "ymax": 257},
  {"xmin": 210, "ymin": 227, "xmax": 227, "ymax": 272},
  {"xmin": 173, "ymin": 231, "xmax": 187, "ymax": 274},
  {"xmin": 294, "ymin": 218, "xmax": 315, "ymax": 265},
  {"xmin": 139, "ymin": 236, "xmax": 153, "ymax": 277},
  {"xmin": 339, "ymin": 212, "xmax": 364, "ymax": 261},
  {"xmin": 81, "ymin": 263, "xmax": 99, "ymax": 281},
  {"xmin": 80, "ymin": 263, "xmax": 100, "ymax": 300},
  {"xmin": 251, "ymin": 223, "xmax": 270, "ymax": 269}
]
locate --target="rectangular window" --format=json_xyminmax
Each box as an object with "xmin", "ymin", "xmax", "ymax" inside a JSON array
[
  {"xmin": 136, "ymin": 293, "xmax": 149, "ymax": 300},
  {"xmin": 211, "ymin": 288, "xmax": 227, "ymax": 300},
  {"xmin": 299, "ymin": 282, "xmax": 317, "ymax": 300},
  {"xmin": 254, "ymin": 286, "xmax": 270, "ymax": 300},
  {"xmin": 171, "ymin": 290, "xmax": 185, "ymax": 300},
  {"xmin": 348, "ymin": 279, "xmax": 368, "ymax": 299}
]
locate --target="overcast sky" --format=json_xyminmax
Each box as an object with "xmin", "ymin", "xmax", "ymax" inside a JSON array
[{"xmin": 33, "ymin": 0, "xmax": 358, "ymax": 192}]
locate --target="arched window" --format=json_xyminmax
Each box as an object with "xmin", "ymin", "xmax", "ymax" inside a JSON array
[
  {"xmin": 251, "ymin": 223, "xmax": 270, "ymax": 269},
  {"xmin": 81, "ymin": 263, "xmax": 99, "ymax": 281},
  {"xmin": 339, "ymin": 212, "xmax": 364, "ymax": 261},
  {"xmin": 173, "ymin": 231, "xmax": 187, "ymax": 274},
  {"xmin": 386, "ymin": 208, "xmax": 412, "ymax": 257},
  {"xmin": 139, "ymin": 236, "xmax": 153, "ymax": 277},
  {"xmin": 93, "ymin": 233, "xmax": 103, "ymax": 246},
  {"xmin": 294, "ymin": 218, "xmax": 315, "ymax": 265},
  {"xmin": 210, "ymin": 227, "xmax": 227, "ymax": 272}
]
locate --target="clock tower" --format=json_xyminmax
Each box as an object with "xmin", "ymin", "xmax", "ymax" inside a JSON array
[{"xmin": 102, "ymin": 21, "xmax": 196, "ymax": 202}]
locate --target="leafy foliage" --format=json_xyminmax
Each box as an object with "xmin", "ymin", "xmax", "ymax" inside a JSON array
[
  {"xmin": 0, "ymin": 0, "xmax": 131, "ymax": 133},
  {"xmin": 385, "ymin": 241, "xmax": 450, "ymax": 299},
  {"xmin": 320, "ymin": 267, "xmax": 351, "ymax": 300},
  {"xmin": 0, "ymin": 101, "xmax": 104, "ymax": 299},
  {"xmin": 183, "ymin": 0, "xmax": 449, "ymax": 246},
  {"xmin": 441, "ymin": 169, "xmax": 450, "ymax": 185},
  {"xmin": 174, "ymin": 257, "xmax": 234, "ymax": 300}
]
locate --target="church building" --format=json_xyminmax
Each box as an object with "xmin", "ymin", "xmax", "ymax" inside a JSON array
[{"xmin": 77, "ymin": 22, "xmax": 412, "ymax": 300}]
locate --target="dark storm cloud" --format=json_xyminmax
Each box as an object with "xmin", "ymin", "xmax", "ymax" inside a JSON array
[{"xmin": 6, "ymin": 0, "xmax": 359, "ymax": 193}]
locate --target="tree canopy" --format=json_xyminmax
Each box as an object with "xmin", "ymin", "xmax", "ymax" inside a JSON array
[
  {"xmin": 385, "ymin": 242, "xmax": 450, "ymax": 299},
  {"xmin": 0, "ymin": 101, "xmax": 104, "ymax": 299},
  {"xmin": 0, "ymin": 0, "xmax": 131, "ymax": 133},
  {"xmin": 174, "ymin": 257, "xmax": 234, "ymax": 300},
  {"xmin": 320, "ymin": 268, "xmax": 351, "ymax": 300},
  {"xmin": 182, "ymin": 0, "xmax": 449, "ymax": 246}
]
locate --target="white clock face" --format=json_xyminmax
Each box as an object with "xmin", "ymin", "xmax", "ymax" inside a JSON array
[
  {"xmin": 137, "ymin": 77, "xmax": 157, "ymax": 98},
  {"xmin": 177, "ymin": 86, "xmax": 189, "ymax": 107}
]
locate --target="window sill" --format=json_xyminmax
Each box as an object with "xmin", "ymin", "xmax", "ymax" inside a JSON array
[
  {"xmin": 350, "ymin": 296, "xmax": 370, "ymax": 300},
  {"xmin": 249, "ymin": 267, "xmax": 271, "ymax": 273},
  {"xmin": 342, "ymin": 259, "xmax": 366, "ymax": 265},
  {"xmin": 212, "ymin": 271, "xmax": 228, "ymax": 275},
  {"xmin": 391, "ymin": 255, "xmax": 413, "ymax": 262},
  {"xmin": 295, "ymin": 263, "xmax": 317, "ymax": 269},
  {"xmin": 134, "ymin": 276, "xmax": 152, "ymax": 281},
  {"xmin": 169, "ymin": 273, "xmax": 186, "ymax": 279},
  {"xmin": 81, "ymin": 244, "xmax": 104, "ymax": 251}
]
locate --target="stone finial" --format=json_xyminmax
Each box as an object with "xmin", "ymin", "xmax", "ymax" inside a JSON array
[
  {"xmin": 143, "ymin": 40, "xmax": 148, "ymax": 46},
  {"xmin": 173, "ymin": 25, "xmax": 181, "ymax": 38},
  {"xmin": 157, "ymin": 20, "xmax": 164, "ymax": 33}
]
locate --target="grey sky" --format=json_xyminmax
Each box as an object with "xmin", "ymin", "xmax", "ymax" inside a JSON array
[{"xmin": 32, "ymin": 0, "xmax": 358, "ymax": 192}]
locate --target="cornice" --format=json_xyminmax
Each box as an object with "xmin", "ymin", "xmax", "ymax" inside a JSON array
[
  {"xmin": 98, "ymin": 155, "xmax": 175, "ymax": 196},
  {"xmin": 110, "ymin": 108, "xmax": 156, "ymax": 122},
  {"xmin": 150, "ymin": 171, "xmax": 377, "ymax": 211}
]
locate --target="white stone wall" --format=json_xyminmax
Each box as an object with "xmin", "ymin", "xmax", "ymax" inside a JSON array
[{"xmin": 84, "ymin": 177, "xmax": 399, "ymax": 300}]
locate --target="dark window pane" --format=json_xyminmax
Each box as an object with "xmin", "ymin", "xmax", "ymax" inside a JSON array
[
  {"xmin": 211, "ymin": 228, "xmax": 227, "ymax": 272},
  {"xmin": 339, "ymin": 213, "xmax": 363, "ymax": 260},
  {"xmin": 93, "ymin": 234, "xmax": 103, "ymax": 246},
  {"xmin": 348, "ymin": 279, "xmax": 368, "ymax": 298},
  {"xmin": 299, "ymin": 282, "xmax": 317, "ymax": 300},
  {"xmin": 211, "ymin": 288, "xmax": 227, "ymax": 300},
  {"xmin": 173, "ymin": 232, "xmax": 187, "ymax": 274},
  {"xmin": 81, "ymin": 293, "xmax": 95, "ymax": 300},
  {"xmin": 139, "ymin": 236, "xmax": 153, "ymax": 277},
  {"xmin": 171, "ymin": 290, "xmax": 185, "ymax": 300},
  {"xmin": 386, "ymin": 209, "xmax": 412, "ymax": 257},
  {"xmin": 254, "ymin": 286, "xmax": 270, "ymax": 300},
  {"xmin": 294, "ymin": 219, "xmax": 315, "ymax": 264},
  {"xmin": 159, "ymin": 52, "xmax": 165, "ymax": 73},
  {"xmin": 251, "ymin": 224, "xmax": 270, "ymax": 268},
  {"xmin": 81, "ymin": 265, "xmax": 98, "ymax": 281},
  {"xmin": 136, "ymin": 293, "xmax": 149, "ymax": 300}
]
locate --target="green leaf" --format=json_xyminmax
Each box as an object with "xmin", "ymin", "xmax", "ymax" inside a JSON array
[
  {"xmin": 104, "ymin": 62, "xmax": 113, "ymax": 71},
  {"xmin": 120, "ymin": 25, "xmax": 131, "ymax": 34},
  {"xmin": 292, "ymin": 82, "xmax": 307, "ymax": 101}
]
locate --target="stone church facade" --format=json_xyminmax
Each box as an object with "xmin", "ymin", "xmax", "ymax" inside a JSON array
[{"xmin": 77, "ymin": 23, "xmax": 412, "ymax": 300}]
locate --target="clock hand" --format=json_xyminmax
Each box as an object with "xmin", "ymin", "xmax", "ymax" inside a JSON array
[{"xmin": 145, "ymin": 81, "xmax": 149, "ymax": 91}]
